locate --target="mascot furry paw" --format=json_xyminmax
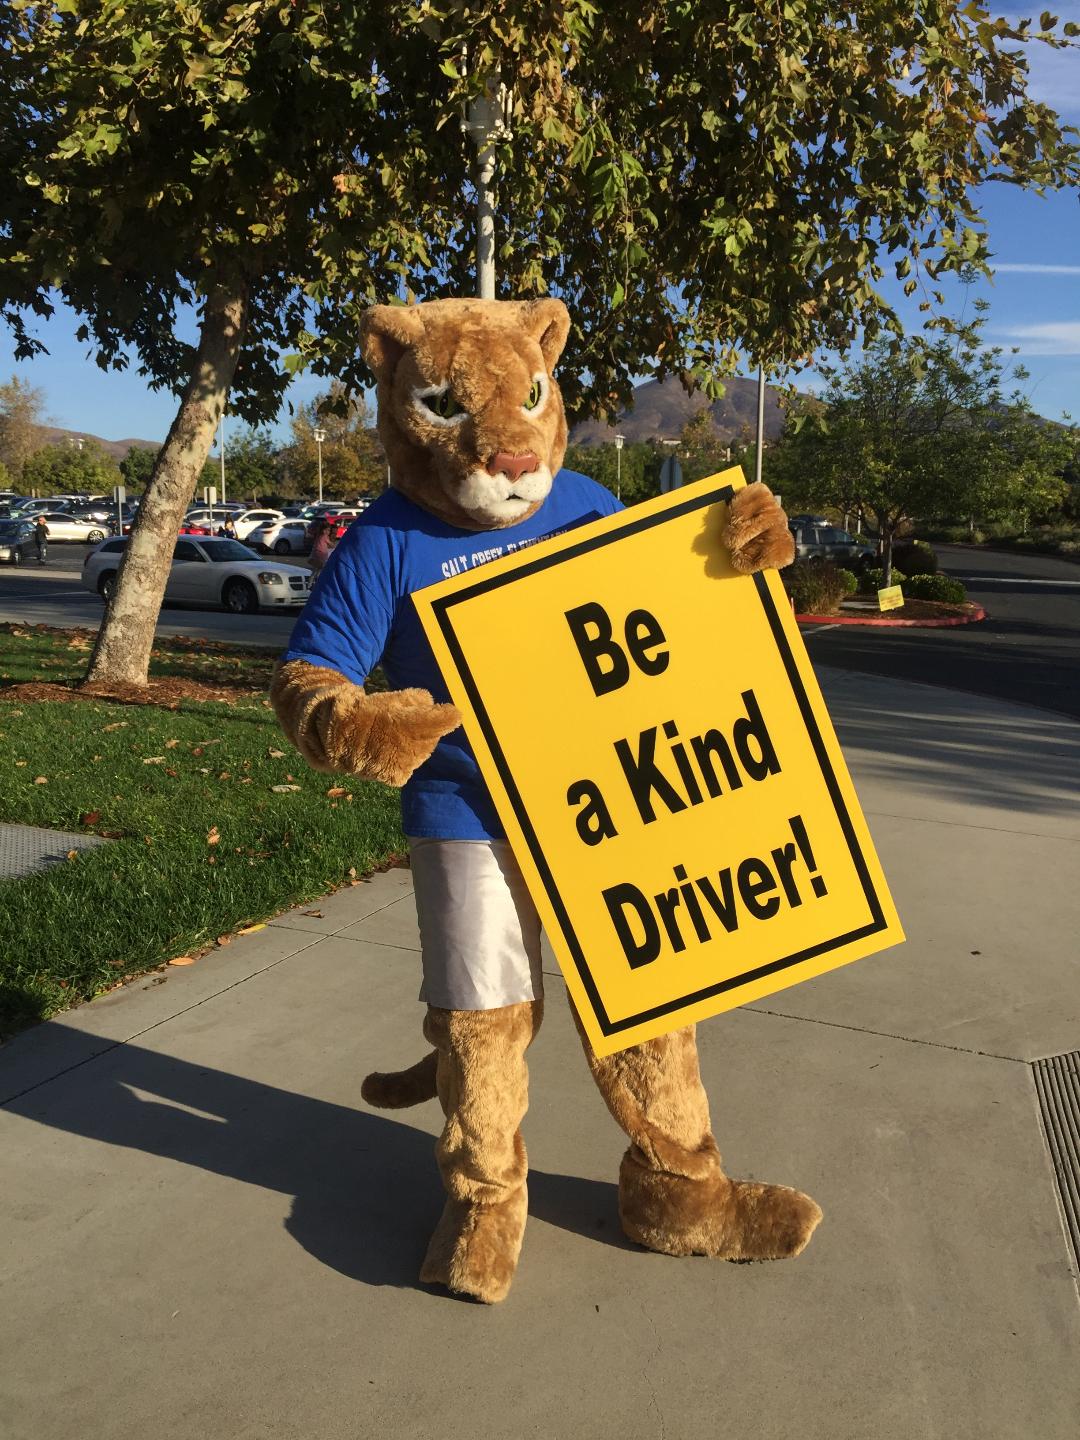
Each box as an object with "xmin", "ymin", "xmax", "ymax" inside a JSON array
[{"xmin": 271, "ymin": 298, "xmax": 819, "ymax": 1304}]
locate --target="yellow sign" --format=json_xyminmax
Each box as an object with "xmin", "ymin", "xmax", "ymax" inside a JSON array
[
  {"xmin": 878, "ymin": 584, "xmax": 905, "ymax": 612},
  {"xmin": 414, "ymin": 468, "xmax": 904, "ymax": 1057}
]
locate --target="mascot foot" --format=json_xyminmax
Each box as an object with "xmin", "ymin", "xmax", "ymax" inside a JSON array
[
  {"xmin": 620, "ymin": 1150, "xmax": 822, "ymax": 1260},
  {"xmin": 420, "ymin": 1188, "xmax": 528, "ymax": 1304}
]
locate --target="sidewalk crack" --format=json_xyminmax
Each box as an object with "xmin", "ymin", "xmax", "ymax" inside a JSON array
[{"xmin": 741, "ymin": 1004, "xmax": 1023, "ymax": 1063}]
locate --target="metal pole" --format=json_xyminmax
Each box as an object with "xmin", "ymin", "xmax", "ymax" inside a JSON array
[
  {"xmin": 463, "ymin": 72, "xmax": 510, "ymax": 301},
  {"xmin": 317, "ymin": 440, "xmax": 323, "ymax": 504},
  {"xmin": 219, "ymin": 412, "xmax": 226, "ymax": 504},
  {"xmin": 755, "ymin": 365, "xmax": 766, "ymax": 487},
  {"xmin": 476, "ymin": 141, "xmax": 496, "ymax": 300},
  {"xmin": 614, "ymin": 433, "xmax": 625, "ymax": 501}
]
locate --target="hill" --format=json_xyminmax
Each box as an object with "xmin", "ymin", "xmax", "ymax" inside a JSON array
[
  {"xmin": 569, "ymin": 375, "xmax": 794, "ymax": 446},
  {"xmin": 36, "ymin": 426, "xmax": 160, "ymax": 462}
]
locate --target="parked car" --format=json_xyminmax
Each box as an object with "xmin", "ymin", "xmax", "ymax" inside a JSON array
[
  {"xmin": 789, "ymin": 520, "xmax": 874, "ymax": 569},
  {"xmin": 178, "ymin": 518, "xmax": 213, "ymax": 536},
  {"xmin": 233, "ymin": 507, "xmax": 285, "ymax": 540},
  {"xmin": 321, "ymin": 508, "xmax": 368, "ymax": 540},
  {"xmin": 69, "ymin": 502, "xmax": 113, "ymax": 524},
  {"xmin": 83, "ymin": 536, "xmax": 313, "ymax": 612},
  {"xmin": 35, "ymin": 510, "xmax": 110, "ymax": 543},
  {"xmin": 0, "ymin": 518, "xmax": 39, "ymax": 565},
  {"xmin": 245, "ymin": 518, "xmax": 312, "ymax": 555}
]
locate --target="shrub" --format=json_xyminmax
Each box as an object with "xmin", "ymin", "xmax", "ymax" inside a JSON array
[
  {"xmin": 892, "ymin": 539, "xmax": 938, "ymax": 575},
  {"xmin": 902, "ymin": 573, "xmax": 967, "ymax": 603},
  {"xmin": 858, "ymin": 566, "xmax": 907, "ymax": 593},
  {"xmin": 835, "ymin": 567, "xmax": 858, "ymax": 595},
  {"xmin": 785, "ymin": 560, "xmax": 847, "ymax": 614}
]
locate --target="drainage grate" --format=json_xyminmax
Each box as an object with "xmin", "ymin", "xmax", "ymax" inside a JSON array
[
  {"xmin": 0, "ymin": 823, "xmax": 109, "ymax": 882},
  {"xmin": 1033, "ymin": 1051, "xmax": 1080, "ymax": 1273}
]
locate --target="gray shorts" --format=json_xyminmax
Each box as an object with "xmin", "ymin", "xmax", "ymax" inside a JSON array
[{"xmin": 408, "ymin": 837, "xmax": 544, "ymax": 1011}]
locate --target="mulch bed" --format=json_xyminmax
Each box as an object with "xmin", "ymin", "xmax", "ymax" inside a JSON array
[
  {"xmin": 1, "ymin": 678, "xmax": 265, "ymax": 708},
  {"xmin": 796, "ymin": 599, "xmax": 986, "ymax": 627}
]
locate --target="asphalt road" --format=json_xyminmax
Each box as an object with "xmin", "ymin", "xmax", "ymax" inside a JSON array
[
  {"xmin": 802, "ymin": 544, "xmax": 1080, "ymax": 719},
  {"xmin": 1, "ymin": 540, "xmax": 1077, "ymax": 718},
  {"xmin": 0, "ymin": 544, "xmax": 303, "ymax": 649}
]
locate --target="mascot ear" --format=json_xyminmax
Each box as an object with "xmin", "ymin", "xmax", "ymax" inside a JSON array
[
  {"xmin": 522, "ymin": 298, "xmax": 570, "ymax": 372},
  {"xmin": 359, "ymin": 305, "xmax": 426, "ymax": 383}
]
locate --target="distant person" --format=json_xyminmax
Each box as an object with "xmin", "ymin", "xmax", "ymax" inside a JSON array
[
  {"xmin": 308, "ymin": 517, "xmax": 334, "ymax": 576},
  {"xmin": 218, "ymin": 516, "xmax": 238, "ymax": 540},
  {"xmin": 33, "ymin": 515, "xmax": 49, "ymax": 565}
]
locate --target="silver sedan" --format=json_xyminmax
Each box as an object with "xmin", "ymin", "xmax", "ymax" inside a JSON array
[{"xmin": 83, "ymin": 536, "xmax": 313, "ymax": 613}]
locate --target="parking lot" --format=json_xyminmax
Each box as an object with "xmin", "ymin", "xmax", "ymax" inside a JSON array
[{"xmin": 0, "ymin": 542, "xmax": 307, "ymax": 647}]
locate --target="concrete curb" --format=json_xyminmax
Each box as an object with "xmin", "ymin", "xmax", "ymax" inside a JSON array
[{"xmin": 796, "ymin": 605, "xmax": 987, "ymax": 629}]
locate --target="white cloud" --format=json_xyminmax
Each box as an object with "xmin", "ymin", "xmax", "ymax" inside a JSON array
[
  {"xmin": 993, "ymin": 263, "xmax": 1080, "ymax": 276},
  {"xmin": 1000, "ymin": 321, "xmax": 1080, "ymax": 355}
]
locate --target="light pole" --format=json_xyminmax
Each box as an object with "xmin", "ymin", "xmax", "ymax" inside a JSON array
[
  {"xmin": 461, "ymin": 69, "xmax": 512, "ymax": 298},
  {"xmin": 313, "ymin": 426, "xmax": 326, "ymax": 504},
  {"xmin": 218, "ymin": 412, "xmax": 226, "ymax": 504},
  {"xmin": 754, "ymin": 364, "xmax": 766, "ymax": 487},
  {"xmin": 614, "ymin": 433, "xmax": 625, "ymax": 501}
]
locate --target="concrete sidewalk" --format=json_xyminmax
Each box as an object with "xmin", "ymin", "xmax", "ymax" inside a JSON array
[{"xmin": 2, "ymin": 667, "xmax": 1078, "ymax": 1440}]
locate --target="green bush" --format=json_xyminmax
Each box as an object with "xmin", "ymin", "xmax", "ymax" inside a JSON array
[
  {"xmin": 835, "ymin": 567, "xmax": 858, "ymax": 595},
  {"xmin": 858, "ymin": 566, "xmax": 907, "ymax": 593},
  {"xmin": 785, "ymin": 560, "xmax": 847, "ymax": 614},
  {"xmin": 892, "ymin": 539, "xmax": 938, "ymax": 575},
  {"xmin": 902, "ymin": 573, "xmax": 967, "ymax": 603}
]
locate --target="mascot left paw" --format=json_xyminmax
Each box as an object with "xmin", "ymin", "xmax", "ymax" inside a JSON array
[
  {"xmin": 420, "ymin": 1190, "xmax": 529, "ymax": 1305},
  {"xmin": 724, "ymin": 481, "xmax": 795, "ymax": 575},
  {"xmin": 620, "ymin": 1151, "xmax": 822, "ymax": 1260}
]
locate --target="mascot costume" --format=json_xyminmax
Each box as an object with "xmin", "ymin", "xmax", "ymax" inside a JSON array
[{"xmin": 271, "ymin": 298, "xmax": 822, "ymax": 1303}]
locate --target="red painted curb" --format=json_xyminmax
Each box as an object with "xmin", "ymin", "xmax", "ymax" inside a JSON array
[{"xmin": 795, "ymin": 605, "xmax": 987, "ymax": 629}]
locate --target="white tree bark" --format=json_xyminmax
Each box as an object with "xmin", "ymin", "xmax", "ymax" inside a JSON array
[{"xmin": 84, "ymin": 280, "xmax": 248, "ymax": 688}]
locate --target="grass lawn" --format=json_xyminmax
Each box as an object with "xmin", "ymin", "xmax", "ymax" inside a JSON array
[{"xmin": 0, "ymin": 626, "xmax": 404, "ymax": 1036}]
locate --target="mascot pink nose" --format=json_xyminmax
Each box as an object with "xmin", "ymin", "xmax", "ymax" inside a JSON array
[{"xmin": 487, "ymin": 451, "xmax": 540, "ymax": 482}]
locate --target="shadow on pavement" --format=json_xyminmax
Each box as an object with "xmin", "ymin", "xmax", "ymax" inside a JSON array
[
  {"xmin": 3, "ymin": 1029, "xmax": 627, "ymax": 1293},
  {"xmin": 826, "ymin": 669, "xmax": 1080, "ymax": 819}
]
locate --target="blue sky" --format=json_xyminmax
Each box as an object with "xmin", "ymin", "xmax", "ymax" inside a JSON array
[{"xmin": 3, "ymin": 13, "xmax": 1078, "ymax": 447}]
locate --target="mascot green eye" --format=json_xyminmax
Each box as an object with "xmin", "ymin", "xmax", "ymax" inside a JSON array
[
  {"xmin": 433, "ymin": 389, "xmax": 462, "ymax": 419},
  {"xmin": 423, "ymin": 387, "xmax": 465, "ymax": 421},
  {"xmin": 523, "ymin": 379, "xmax": 543, "ymax": 411}
]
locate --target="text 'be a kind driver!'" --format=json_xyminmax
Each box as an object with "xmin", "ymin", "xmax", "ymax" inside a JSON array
[{"xmin": 564, "ymin": 601, "xmax": 828, "ymax": 970}]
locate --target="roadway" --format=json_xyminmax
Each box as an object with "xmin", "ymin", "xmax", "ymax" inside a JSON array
[
  {"xmin": 802, "ymin": 544, "xmax": 1080, "ymax": 720},
  {"xmin": 0, "ymin": 541, "xmax": 1076, "ymax": 717},
  {"xmin": 0, "ymin": 545, "xmax": 302, "ymax": 648}
]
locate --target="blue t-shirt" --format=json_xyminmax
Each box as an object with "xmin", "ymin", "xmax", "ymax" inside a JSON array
[{"xmin": 282, "ymin": 470, "xmax": 622, "ymax": 839}]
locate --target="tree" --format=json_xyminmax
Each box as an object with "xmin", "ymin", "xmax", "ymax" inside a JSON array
[
  {"xmin": 767, "ymin": 312, "xmax": 1077, "ymax": 581},
  {"xmin": 4, "ymin": 2, "xmax": 1078, "ymax": 683},
  {"xmin": 118, "ymin": 445, "xmax": 159, "ymax": 493},
  {"xmin": 2, "ymin": 2, "xmax": 467, "ymax": 686},
  {"xmin": 21, "ymin": 441, "xmax": 120, "ymax": 497},
  {"xmin": 0, "ymin": 375, "xmax": 46, "ymax": 484},
  {"xmin": 218, "ymin": 427, "xmax": 278, "ymax": 504},
  {"xmin": 277, "ymin": 387, "xmax": 384, "ymax": 501},
  {"xmin": 678, "ymin": 410, "xmax": 734, "ymax": 484}
]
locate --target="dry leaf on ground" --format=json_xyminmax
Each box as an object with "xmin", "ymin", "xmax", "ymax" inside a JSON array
[
  {"xmin": 168, "ymin": 956, "xmax": 196, "ymax": 967},
  {"xmin": 326, "ymin": 786, "xmax": 347, "ymax": 798},
  {"xmin": 207, "ymin": 826, "xmax": 221, "ymax": 846},
  {"xmin": 80, "ymin": 810, "xmax": 101, "ymax": 826},
  {"xmin": 34, "ymin": 776, "xmax": 48, "ymax": 785},
  {"xmin": 271, "ymin": 783, "xmax": 301, "ymax": 793},
  {"xmin": 66, "ymin": 849, "xmax": 79, "ymax": 861},
  {"xmin": 142, "ymin": 756, "xmax": 165, "ymax": 765},
  {"xmin": 268, "ymin": 748, "xmax": 285, "ymax": 758},
  {"xmin": 102, "ymin": 722, "xmax": 128, "ymax": 732}
]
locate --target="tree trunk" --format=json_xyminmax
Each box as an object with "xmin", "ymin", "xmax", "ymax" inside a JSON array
[
  {"xmin": 881, "ymin": 525, "xmax": 894, "ymax": 588},
  {"xmin": 84, "ymin": 280, "xmax": 248, "ymax": 688}
]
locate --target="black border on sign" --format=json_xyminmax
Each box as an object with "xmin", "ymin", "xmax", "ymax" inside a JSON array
[{"xmin": 430, "ymin": 483, "xmax": 888, "ymax": 1036}]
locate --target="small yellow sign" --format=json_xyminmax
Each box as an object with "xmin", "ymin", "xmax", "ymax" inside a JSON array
[
  {"xmin": 414, "ymin": 468, "xmax": 904, "ymax": 1057},
  {"xmin": 878, "ymin": 584, "xmax": 905, "ymax": 612}
]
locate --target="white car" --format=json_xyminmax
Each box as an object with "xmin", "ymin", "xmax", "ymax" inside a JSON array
[
  {"xmin": 38, "ymin": 510, "xmax": 110, "ymax": 543},
  {"xmin": 83, "ymin": 536, "xmax": 312, "ymax": 613},
  {"xmin": 233, "ymin": 507, "xmax": 285, "ymax": 540},
  {"xmin": 246, "ymin": 518, "xmax": 312, "ymax": 555}
]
